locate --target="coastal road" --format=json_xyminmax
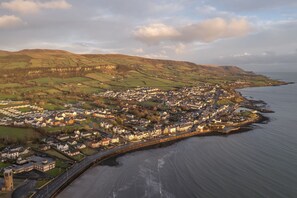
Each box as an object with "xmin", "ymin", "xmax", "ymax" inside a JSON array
[
  {"xmin": 32, "ymin": 131, "xmax": 207, "ymax": 198},
  {"xmin": 32, "ymin": 107, "xmax": 229, "ymax": 198},
  {"xmin": 32, "ymin": 147, "xmax": 118, "ymax": 198},
  {"xmin": 12, "ymin": 180, "xmax": 36, "ymax": 198}
]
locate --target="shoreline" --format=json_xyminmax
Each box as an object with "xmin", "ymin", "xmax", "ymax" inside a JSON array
[
  {"xmin": 96, "ymin": 114, "xmax": 269, "ymax": 167},
  {"xmin": 29, "ymin": 82, "xmax": 285, "ymax": 198},
  {"xmin": 33, "ymin": 110, "xmax": 268, "ymax": 198}
]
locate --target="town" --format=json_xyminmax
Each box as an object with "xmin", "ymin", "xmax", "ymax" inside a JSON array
[{"xmin": 0, "ymin": 84, "xmax": 261, "ymax": 197}]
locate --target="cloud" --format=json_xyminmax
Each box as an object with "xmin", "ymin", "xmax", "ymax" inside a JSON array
[
  {"xmin": 0, "ymin": 0, "xmax": 71, "ymax": 14},
  {"xmin": 152, "ymin": 3, "xmax": 184, "ymax": 13},
  {"xmin": 163, "ymin": 43, "xmax": 186, "ymax": 54},
  {"xmin": 0, "ymin": 15, "xmax": 23, "ymax": 28},
  {"xmin": 218, "ymin": 50, "xmax": 297, "ymax": 65},
  {"xmin": 203, "ymin": 0, "xmax": 297, "ymax": 12},
  {"xmin": 134, "ymin": 17, "xmax": 251, "ymax": 44},
  {"xmin": 196, "ymin": 5, "xmax": 235, "ymax": 18},
  {"xmin": 134, "ymin": 23, "xmax": 180, "ymax": 44},
  {"xmin": 181, "ymin": 17, "xmax": 251, "ymax": 42},
  {"xmin": 133, "ymin": 48, "xmax": 144, "ymax": 53}
]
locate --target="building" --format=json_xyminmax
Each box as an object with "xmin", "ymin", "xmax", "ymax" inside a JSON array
[
  {"xmin": 12, "ymin": 156, "xmax": 56, "ymax": 173},
  {"xmin": 101, "ymin": 138, "xmax": 110, "ymax": 146},
  {"xmin": 56, "ymin": 144, "xmax": 69, "ymax": 152},
  {"xmin": 57, "ymin": 134, "xmax": 70, "ymax": 141},
  {"xmin": 75, "ymin": 143, "xmax": 86, "ymax": 149},
  {"xmin": 1, "ymin": 151, "xmax": 19, "ymax": 160},
  {"xmin": 111, "ymin": 137, "xmax": 120, "ymax": 144},
  {"xmin": 65, "ymin": 150, "xmax": 80, "ymax": 157},
  {"xmin": 2, "ymin": 169, "xmax": 13, "ymax": 191},
  {"xmin": 87, "ymin": 141, "xmax": 101, "ymax": 148}
]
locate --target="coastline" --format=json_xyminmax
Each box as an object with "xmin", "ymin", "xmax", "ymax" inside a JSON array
[
  {"xmin": 33, "ymin": 111, "xmax": 268, "ymax": 198},
  {"xmin": 31, "ymin": 83, "xmax": 281, "ymax": 198},
  {"xmin": 90, "ymin": 113, "xmax": 269, "ymax": 167}
]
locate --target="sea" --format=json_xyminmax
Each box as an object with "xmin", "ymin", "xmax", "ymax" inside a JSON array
[{"xmin": 58, "ymin": 72, "xmax": 297, "ymax": 198}]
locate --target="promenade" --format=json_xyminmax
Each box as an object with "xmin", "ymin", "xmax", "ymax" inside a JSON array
[{"xmin": 32, "ymin": 130, "xmax": 208, "ymax": 198}]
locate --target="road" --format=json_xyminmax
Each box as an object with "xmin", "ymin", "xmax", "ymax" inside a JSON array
[
  {"xmin": 32, "ymin": 129, "xmax": 213, "ymax": 198},
  {"xmin": 32, "ymin": 99, "xmax": 234, "ymax": 198},
  {"xmin": 12, "ymin": 180, "xmax": 36, "ymax": 198},
  {"xmin": 32, "ymin": 145, "xmax": 126, "ymax": 198}
]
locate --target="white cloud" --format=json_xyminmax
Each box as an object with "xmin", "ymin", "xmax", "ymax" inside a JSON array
[
  {"xmin": 134, "ymin": 23, "xmax": 180, "ymax": 44},
  {"xmin": 134, "ymin": 17, "xmax": 251, "ymax": 44},
  {"xmin": 0, "ymin": 15, "xmax": 23, "ymax": 28},
  {"xmin": 163, "ymin": 43, "xmax": 186, "ymax": 54},
  {"xmin": 196, "ymin": 5, "xmax": 235, "ymax": 18},
  {"xmin": 217, "ymin": 50, "xmax": 297, "ymax": 67},
  {"xmin": 152, "ymin": 3, "xmax": 184, "ymax": 13},
  {"xmin": 196, "ymin": 5, "xmax": 217, "ymax": 15},
  {"xmin": 0, "ymin": 0, "xmax": 71, "ymax": 14},
  {"xmin": 39, "ymin": 0, "xmax": 71, "ymax": 9},
  {"xmin": 133, "ymin": 48, "xmax": 144, "ymax": 53},
  {"xmin": 180, "ymin": 17, "xmax": 251, "ymax": 42},
  {"xmin": 174, "ymin": 43, "xmax": 186, "ymax": 54}
]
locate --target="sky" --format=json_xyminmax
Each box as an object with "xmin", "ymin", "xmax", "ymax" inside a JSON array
[{"xmin": 0, "ymin": 0, "xmax": 297, "ymax": 72}]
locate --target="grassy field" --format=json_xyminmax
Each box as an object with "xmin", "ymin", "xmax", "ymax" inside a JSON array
[
  {"xmin": 72, "ymin": 153, "xmax": 85, "ymax": 161},
  {"xmin": 18, "ymin": 107, "xmax": 32, "ymax": 113},
  {"xmin": 0, "ymin": 126, "xmax": 40, "ymax": 141},
  {"xmin": 0, "ymin": 49, "xmax": 283, "ymax": 110},
  {"xmin": 0, "ymin": 162, "xmax": 10, "ymax": 168},
  {"xmin": 44, "ymin": 149, "xmax": 72, "ymax": 161},
  {"xmin": 80, "ymin": 147, "xmax": 98, "ymax": 156},
  {"xmin": 44, "ymin": 158, "xmax": 70, "ymax": 178},
  {"xmin": 47, "ymin": 167, "xmax": 64, "ymax": 178}
]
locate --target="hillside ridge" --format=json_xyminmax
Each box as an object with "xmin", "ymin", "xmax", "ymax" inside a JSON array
[{"xmin": 0, "ymin": 49, "xmax": 244, "ymax": 72}]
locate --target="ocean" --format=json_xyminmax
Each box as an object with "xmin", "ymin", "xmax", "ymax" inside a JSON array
[{"xmin": 58, "ymin": 72, "xmax": 297, "ymax": 198}]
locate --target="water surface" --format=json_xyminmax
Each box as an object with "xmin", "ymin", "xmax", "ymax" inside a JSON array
[{"xmin": 59, "ymin": 72, "xmax": 297, "ymax": 198}]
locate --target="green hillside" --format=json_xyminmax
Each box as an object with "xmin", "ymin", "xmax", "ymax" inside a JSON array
[{"xmin": 0, "ymin": 49, "xmax": 283, "ymax": 109}]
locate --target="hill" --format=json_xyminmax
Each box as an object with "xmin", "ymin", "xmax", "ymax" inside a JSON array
[{"xmin": 0, "ymin": 49, "xmax": 284, "ymax": 109}]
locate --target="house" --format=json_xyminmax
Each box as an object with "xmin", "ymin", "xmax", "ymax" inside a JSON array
[
  {"xmin": 19, "ymin": 147, "xmax": 30, "ymax": 155},
  {"xmin": 56, "ymin": 144, "xmax": 69, "ymax": 152},
  {"xmin": 100, "ymin": 122, "xmax": 113, "ymax": 129},
  {"xmin": 55, "ymin": 115, "xmax": 64, "ymax": 121},
  {"xmin": 213, "ymin": 119, "xmax": 222, "ymax": 123},
  {"xmin": 34, "ymin": 117, "xmax": 44, "ymax": 122},
  {"xmin": 39, "ymin": 144, "xmax": 50, "ymax": 151},
  {"xmin": 63, "ymin": 111, "xmax": 77, "ymax": 117},
  {"xmin": 67, "ymin": 140, "xmax": 77, "ymax": 145},
  {"xmin": 93, "ymin": 112, "xmax": 114, "ymax": 119},
  {"xmin": 163, "ymin": 126, "xmax": 177, "ymax": 134},
  {"xmin": 124, "ymin": 134, "xmax": 135, "ymax": 141},
  {"xmin": 177, "ymin": 122, "xmax": 193, "ymax": 132},
  {"xmin": 81, "ymin": 131, "xmax": 92, "ymax": 138},
  {"xmin": 45, "ymin": 118, "xmax": 53, "ymax": 124},
  {"xmin": 74, "ymin": 130, "xmax": 80, "ymax": 135},
  {"xmin": 1, "ymin": 151, "xmax": 19, "ymax": 160},
  {"xmin": 101, "ymin": 138, "xmax": 110, "ymax": 146},
  {"xmin": 84, "ymin": 110, "xmax": 92, "ymax": 115},
  {"xmin": 70, "ymin": 134, "xmax": 80, "ymax": 140},
  {"xmin": 75, "ymin": 116, "xmax": 86, "ymax": 122},
  {"xmin": 87, "ymin": 141, "xmax": 101, "ymax": 148},
  {"xmin": 57, "ymin": 134, "xmax": 70, "ymax": 141},
  {"xmin": 13, "ymin": 121, "xmax": 24, "ymax": 126},
  {"xmin": 65, "ymin": 118, "xmax": 75, "ymax": 125},
  {"xmin": 65, "ymin": 150, "xmax": 80, "ymax": 156},
  {"xmin": 53, "ymin": 121, "xmax": 61, "ymax": 126},
  {"xmin": 111, "ymin": 137, "xmax": 120, "ymax": 144},
  {"xmin": 40, "ymin": 123, "xmax": 47, "ymax": 127},
  {"xmin": 197, "ymin": 125, "xmax": 205, "ymax": 132},
  {"xmin": 75, "ymin": 143, "xmax": 86, "ymax": 149}
]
